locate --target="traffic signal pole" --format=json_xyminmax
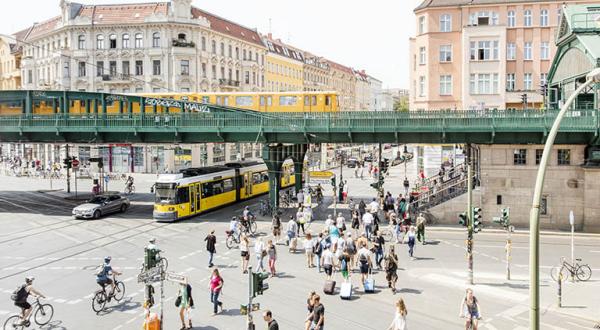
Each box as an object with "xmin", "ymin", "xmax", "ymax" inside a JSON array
[
  {"xmin": 65, "ymin": 144, "xmax": 71, "ymax": 193},
  {"xmin": 247, "ymin": 265, "xmax": 254, "ymax": 330},
  {"xmin": 506, "ymin": 225, "xmax": 512, "ymax": 281},
  {"xmin": 466, "ymin": 144, "xmax": 474, "ymax": 285}
]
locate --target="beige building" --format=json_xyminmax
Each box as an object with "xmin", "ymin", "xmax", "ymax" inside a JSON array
[
  {"xmin": 303, "ymin": 52, "xmax": 330, "ymax": 92},
  {"xmin": 326, "ymin": 60, "xmax": 355, "ymax": 111},
  {"xmin": 354, "ymin": 69, "xmax": 371, "ymax": 111},
  {"xmin": 0, "ymin": 36, "xmax": 22, "ymax": 90},
  {"xmin": 409, "ymin": 0, "xmax": 600, "ymax": 110}
]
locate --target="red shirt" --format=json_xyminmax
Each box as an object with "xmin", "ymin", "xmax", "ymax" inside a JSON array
[{"xmin": 210, "ymin": 275, "xmax": 222, "ymax": 293}]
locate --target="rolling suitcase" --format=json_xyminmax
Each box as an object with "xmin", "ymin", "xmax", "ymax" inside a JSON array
[
  {"xmin": 323, "ymin": 280, "xmax": 336, "ymax": 295},
  {"xmin": 340, "ymin": 282, "xmax": 353, "ymax": 300},
  {"xmin": 364, "ymin": 269, "xmax": 375, "ymax": 293}
]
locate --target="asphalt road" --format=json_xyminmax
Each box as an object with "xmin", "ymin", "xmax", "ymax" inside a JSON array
[{"xmin": 0, "ymin": 173, "xmax": 599, "ymax": 329}]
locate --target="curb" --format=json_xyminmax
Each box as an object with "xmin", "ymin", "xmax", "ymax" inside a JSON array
[
  {"xmin": 426, "ymin": 225, "xmax": 600, "ymax": 238},
  {"xmin": 542, "ymin": 304, "xmax": 599, "ymax": 324}
]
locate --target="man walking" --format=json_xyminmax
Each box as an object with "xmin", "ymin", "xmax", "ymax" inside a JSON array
[
  {"xmin": 403, "ymin": 177, "xmax": 410, "ymax": 197},
  {"xmin": 263, "ymin": 310, "xmax": 279, "ymax": 330},
  {"xmin": 204, "ymin": 230, "xmax": 217, "ymax": 268},
  {"xmin": 416, "ymin": 213, "xmax": 426, "ymax": 245}
]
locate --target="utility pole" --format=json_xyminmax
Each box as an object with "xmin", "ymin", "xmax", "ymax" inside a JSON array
[
  {"xmin": 247, "ymin": 265, "xmax": 254, "ymax": 330},
  {"xmin": 506, "ymin": 224, "xmax": 512, "ymax": 281},
  {"xmin": 378, "ymin": 143, "xmax": 383, "ymax": 197},
  {"xmin": 65, "ymin": 144, "xmax": 71, "ymax": 193},
  {"xmin": 466, "ymin": 144, "xmax": 474, "ymax": 285}
]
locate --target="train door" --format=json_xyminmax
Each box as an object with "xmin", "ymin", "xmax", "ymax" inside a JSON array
[
  {"xmin": 195, "ymin": 183, "xmax": 201, "ymax": 214},
  {"xmin": 324, "ymin": 95, "xmax": 332, "ymax": 112},
  {"xmin": 259, "ymin": 96, "xmax": 272, "ymax": 112},
  {"xmin": 282, "ymin": 166, "xmax": 291, "ymax": 186},
  {"xmin": 190, "ymin": 184, "xmax": 196, "ymax": 214},
  {"xmin": 244, "ymin": 172, "xmax": 252, "ymax": 196}
]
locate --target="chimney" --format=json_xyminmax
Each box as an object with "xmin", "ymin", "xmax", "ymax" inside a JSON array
[{"xmin": 267, "ymin": 33, "xmax": 272, "ymax": 40}]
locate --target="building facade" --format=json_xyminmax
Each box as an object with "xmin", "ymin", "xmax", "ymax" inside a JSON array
[
  {"xmin": 354, "ymin": 69, "xmax": 371, "ymax": 111},
  {"xmin": 262, "ymin": 34, "xmax": 304, "ymax": 92},
  {"xmin": 409, "ymin": 0, "xmax": 600, "ymax": 111},
  {"xmin": 327, "ymin": 60, "xmax": 355, "ymax": 111},
  {"xmin": 369, "ymin": 75, "xmax": 383, "ymax": 111},
  {"xmin": 303, "ymin": 52, "xmax": 330, "ymax": 92},
  {"xmin": 0, "ymin": 37, "xmax": 22, "ymax": 90}
]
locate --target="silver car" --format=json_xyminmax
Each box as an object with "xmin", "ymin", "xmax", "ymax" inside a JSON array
[{"xmin": 72, "ymin": 194, "xmax": 130, "ymax": 219}]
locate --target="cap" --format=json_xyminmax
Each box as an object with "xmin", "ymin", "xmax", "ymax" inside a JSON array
[
  {"xmin": 149, "ymin": 238, "xmax": 156, "ymax": 243},
  {"xmin": 232, "ymin": 216, "xmax": 237, "ymax": 220},
  {"xmin": 104, "ymin": 256, "xmax": 112, "ymax": 262},
  {"xmin": 25, "ymin": 276, "xmax": 34, "ymax": 283}
]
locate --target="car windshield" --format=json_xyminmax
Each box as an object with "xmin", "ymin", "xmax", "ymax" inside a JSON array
[
  {"xmin": 155, "ymin": 183, "xmax": 176, "ymax": 204},
  {"xmin": 88, "ymin": 197, "xmax": 108, "ymax": 204}
]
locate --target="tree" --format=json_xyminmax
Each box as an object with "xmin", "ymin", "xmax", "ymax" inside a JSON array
[{"xmin": 393, "ymin": 96, "xmax": 409, "ymax": 112}]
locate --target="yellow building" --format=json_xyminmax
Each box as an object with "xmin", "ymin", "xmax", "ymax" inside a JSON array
[
  {"xmin": 0, "ymin": 36, "xmax": 22, "ymax": 90},
  {"xmin": 262, "ymin": 34, "xmax": 304, "ymax": 92}
]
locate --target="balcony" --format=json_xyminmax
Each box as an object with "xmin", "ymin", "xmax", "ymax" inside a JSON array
[
  {"xmin": 101, "ymin": 74, "xmax": 133, "ymax": 83},
  {"xmin": 219, "ymin": 79, "xmax": 240, "ymax": 87},
  {"xmin": 172, "ymin": 39, "xmax": 195, "ymax": 48}
]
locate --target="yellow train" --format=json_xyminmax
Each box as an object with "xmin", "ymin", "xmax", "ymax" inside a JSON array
[
  {"xmin": 153, "ymin": 160, "xmax": 297, "ymax": 222},
  {"xmin": 0, "ymin": 91, "xmax": 339, "ymax": 115}
]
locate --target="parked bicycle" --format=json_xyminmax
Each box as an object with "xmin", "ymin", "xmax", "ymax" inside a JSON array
[
  {"xmin": 550, "ymin": 257, "xmax": 592, "ymax": 282},
  {"xmin": 3, "ymin": 298, "xmax": 53, "ymax": 330},
  {"xmin": 92, "ymin": 275, "xmax": 126, "ymax": 313}
]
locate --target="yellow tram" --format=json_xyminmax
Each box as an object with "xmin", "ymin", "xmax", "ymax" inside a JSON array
[{"xmin": 153, "ymin": 160, "xmax": 296, "ymax": 222}]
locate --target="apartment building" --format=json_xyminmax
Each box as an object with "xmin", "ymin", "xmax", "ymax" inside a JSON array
[
  {"xmin": 0, "ymin": 36, "xmax": 22, "ymax": 90},
  {"xmin": 262, "ymin": 34, "xmax": 304, "ymax": 92}
]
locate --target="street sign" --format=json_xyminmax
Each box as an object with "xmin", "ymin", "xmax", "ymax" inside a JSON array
[
  {"xmin": 309, "ymin": 171, "xmax": 334, "ymax": 178},
  {"xmin": 137, "ymin": 266, "xmax": 162, "ymax": 283},
  {"xmin": 165, "ymin": 272, "xmax": 187, "ymax": 283},
  {"xmin": 72, "ymin": 159, "xmax": 80, "ymax": 168}
]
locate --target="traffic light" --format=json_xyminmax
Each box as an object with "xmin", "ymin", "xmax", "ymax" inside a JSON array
[
  {"xmin": 458, "ymin": 212, "xmax": 467, "ymax": 226},
  {"xmin": 252, "ymin": 272, "xmax": 270, "ymax": 297},
  {"xmin": 540, "ymin": 83, "xmax": 548, "ymax": 96},
  {"xmin": 521, "ymin": 93, "xmax": 528, "ymax": 105},
  {"xmin": 473, "ymin": 207, "xmax": 483, "ymax": 232},
  {"xmin": 370, "ymin": 175, "xmax": 384, "ymax": 190},
  {"xmin": 380, "ymin": 159, "xmax": 390, "ymax": 174},
  {"xmin": 330, "ymin": 176, "xmax": 336, "ymax": 188},
  {"xmin": 144, "ymin": 284, "xmax": 155, "ymax": 308},
  {"xmin": 63, "ymin": 157, "xmax": 72, "ymax": 169}
]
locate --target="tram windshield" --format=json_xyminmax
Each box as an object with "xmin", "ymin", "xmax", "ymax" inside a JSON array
[{"xmin": 155, "ymin": 183, "xmax": 176, "ymax": 204}]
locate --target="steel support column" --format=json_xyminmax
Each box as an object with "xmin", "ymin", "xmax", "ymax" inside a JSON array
[{"xmin": 262, "ymin": 145, "xmax": 283, "ymax": 210}]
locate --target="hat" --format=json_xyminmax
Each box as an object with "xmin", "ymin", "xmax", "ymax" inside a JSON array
[
  {"xmin": 149, "ymin": 238, "xmax": 156, "ymax": 243},
  {"xmin": 25, "ymin": 276, "xmax": 34, "ymax": 283}
]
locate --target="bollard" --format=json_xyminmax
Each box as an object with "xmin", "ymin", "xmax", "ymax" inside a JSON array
[{"xmin": 557, "ymin": 272, "xmax": 562, "ymax": 308}]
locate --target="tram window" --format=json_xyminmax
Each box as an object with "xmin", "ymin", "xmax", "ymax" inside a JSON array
[
  {"xmin": 177, "ymin": 187, "xmax": 189, "ymax": 204},
  {"xmin": 325, "ymin": 96, "xmax": 331, "ymax": 106},
  {"xmin": 267, "ymin": 96, "xmax": 272, "ymax": 106},
  {"xmin": 223, "ymin": 178, "xmax": 234, "ymax": 192},
  {"xmin": 312, "ymin": 96, "xmax": 317, "ymax": 106},
  {"xmin": 260, "ymin": 96, "xmax": 265, "ymax": 106},
  {"xmin": 252, "ymin": 173, "xmax": 262, "ymax": 184},
  {"xmin": 201, "ymin": 96, "xmax": 209, "ymax": 103},
  {"xmin": 304, "ymin": 96, "xmax": 309, "ymax": 106},
  {"xmin": 236, "ymin": 96, "xmax": 253, "ymax": 106},
  {"xmin": 279, "ymin": 96, "xmax": 297, "ymax": 106}
]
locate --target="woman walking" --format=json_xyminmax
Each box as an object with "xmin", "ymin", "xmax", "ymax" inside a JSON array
[
  {"xmin": 387, "ymin": 298, "xmax": 408, "ymax": 330},
  {"xmin": 407, "ymin": 226, "xmax": 416, "ymax": 260},
  {"xmin": 177, "ymin": 280, "xmax": 193, "ymax": 329},
  {"xmin": 272, "ymin": 214, "xmax": 282, "ymax": 244},
  {"xmin": 373, "ymin": 230, "xmax": 385, "ymax": 270},
  {"xmin": 209, "ymin": 269, "xmax": 224, "ymax": 316},
  {"xmin": 240, "ymin": 234, "xmax": 250, "ymax": 274},
  {"xmin": 304, "ymin": 291, "xmax": 317, "ymax": 330},
  {"xmin": 254, "ymin": 237, "xmax": 266, "ymax": 272},
  {"xmin": 304, "ymin": 233, "xmax": 315, "ymax": 268},
  {"xmin": 384, "ymin": 246, "xmax": 399, "ymax": 293},
  {"xmin": 267, "ymin": 239, "xmax": 277, "ymax": 277}
]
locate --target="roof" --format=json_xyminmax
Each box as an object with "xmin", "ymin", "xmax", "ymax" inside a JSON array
[
  {"xmin": 326, "ymin": 59, "xmax": 353, "ymax": 75},
  {"xmin": 191, "ymin": 7, "xmax": 264, "ymax": 47},
  {"xmin": 415, "ymin": 0, "xmax": 584, "ymax": 11},
  {"xmin": 25, "ymin": 16, "xmax": 61, "ymax": 41},
  {"xmin": 262, "ymin": 36, "xmax": 305, "ymax": 63},
  {"xmin": 77, "ymin": 2, "xmax": 168, "ymax": 25}
]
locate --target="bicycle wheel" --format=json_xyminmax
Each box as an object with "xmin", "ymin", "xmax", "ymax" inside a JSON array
[
  {"xmin": 226, "ymin": 235, "xmax": 236, "ymax": 249},
  {"xmin": 3, "ymin": 315, "xmax": 24, "ymax": 330},
  {"xmin": 34, "ymin": 303, "xmax": 54, "ymax": 325},
  {"xmin": 249, "ymin": 220, "xmax": 257, "ymax": 234},
  {"xmin": 113, "ymin": 281, "xmax": 126, "ymax": 302},
  {"xmin": 576, "ymin": 264, "xmax": 592, "ymax": 281},
  {"xmin": 92, "ymin": 291, "xmax": 107, "ymax": 313}
]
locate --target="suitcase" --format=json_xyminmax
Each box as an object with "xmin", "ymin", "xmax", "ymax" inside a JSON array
[
  {"xmin": 323, "ymin": 280, "xmax": 336, "ymax": 295},
  {"xmin": 364, "ymin": 274, "xmax": 375, "ymax": 293},
  {"xmin": 340, "ymin": 282, "xmax": 353, "ymax": 300}
]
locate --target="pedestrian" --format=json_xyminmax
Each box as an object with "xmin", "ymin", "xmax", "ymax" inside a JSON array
[
  {"xmin": 263, "ymin": 310, "xmax": 279, "ymax": 330},
  {"xmin": 176, "ymin": 279, "xmax": 193, "ymax": 329},
  {"xmin": 345, "ymin": 233, "xmax": 357, "ymax": 271},
  {"xmin": 304, "ymin": 291, "xmax": 317, "ymax": 330},
  {"xmin": 387, "ymin": 298, "xmax": 408, "ymax": 330},
  {"xmin": 362, "ymin": 211, "xmax": 374, "ymax": 240},
  {"xmin": 254, "ymin": 237, "xmax": 266, "ymax": 272},
  {"xmin": 314, "ymin": 233, "xmax": 324, "ymax": 273},
  {"xmin": 209, "ymin": 268, "xmax": 224, "ymax": 316},
  {"xmin": 343, "ymin": 180, "xmax": 349, "ymax": 203},
  {"xmin": 240, "ymin": 234, "xmax": 250, "ymax": 274},
  {"xmin": 204, "ymin": 230, "xmax": 217, "ymax": 268},
  {"xmin": 403, "ymin": 177, "xmax": 410, "ymax": 197},
  {"xmin": 358, "ymin": 199, "xmax": 366, "ymax": 218},
  {"xmin": 359, "ymin": 165, "xmax": 364, "ymax": 180},
  {"xmin": 324, "ymin": 214, "xmax": 334, "ymax": 228},
  {"xmin": 373, "ymin": 230, "xmax": 385, "ymax": 270},
  {"xmin": 297, "ymin": 189, "xmax": 304, "ymax": 208},
  {"xmin": 272, "ymin": 214, "xmax": 282, "ymax": 244},
  {"xmin": 416, "ymin": 213, "xmax": 426, "ymax": 245},
  {"xmin": 407, "ymin": 226, "xmax": 416, "ymax": 260},
  {"xmin": 321, "ymin": 247, "xmax": 334, "ymax": 281},
  {"xmin": 304, "ymin": 233, "xmax": 315, "ymax": 268},
  {"xmin": 339, "ymin": 249, "xmax": 351, "ymax": 283},
  {"xmin": 357, "ymin": 242, "xmax": 372, "ymax": 285},
  {"xmin": 348, "ymin": 198, "xmax": 355, "ymax": 213},
  {"xmin": 328, "ymin": 221, "xmax": 340, "ymax": 241},
  {"xmin": 286, "ymin": 216, "xmax": 298, "ymax": 252},
  {"xmin": 336, "ymin": 212, "xmax": 346, "ymax": 234},
  {"xmin": 419, "ymin": 169, "xmax": 425, "ymax": 183},
  {"xmin": 351, "ymin": 209, "xmax": 360, "ymax": 237},
  {"xmin": 296, "ymin": 207, "xmax": 306, "ymax": 236},
  {"xmin": 311, "ymin": 295, "xmax": 325, "ymax": 330},
  {"xmin": 460, "ymin": 288, "xmax": 482, "ymax": 330},
  {"xmin": 369, "ymin": 197, "xmax": 380, "ymax": 227},
  {"xmin": 267, "ymin": 239, "xmax": 277, "ymax": 277},
  {"xmin": 384, "ymin": 246, "xmax": 399, "ymax": 293}
]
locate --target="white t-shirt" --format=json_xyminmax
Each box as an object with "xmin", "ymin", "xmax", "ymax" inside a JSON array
[
  {"xmin": 369, "ymin": 201, "xmax": 379, "ymax": 213},
  {"xmin": 322, "ymin": 250, "xmax": 334, "ymax": 266},
  {"xmin": 229, "ymin": 220, "xmax": 238, "ymax": 231},
  {"xmin": 254, "ymin": 241, "xmax": 265, "ymax": 254},
  {"xmin": 304, "ymin": 238, "xmax": 314, "ymax": 252},
  {"xmin": 357, "ymin": 247, "xmax": 370, "ymax": 263},
  {"xmin": 362, "ymin": 212, "xmax": 374, "ymax": 225},
  {"xmin": 325, "ymin": 218, "xmax": 334, "ymax": 227},
  {"xmin": 336, "ymin": 215, "xmax": 346, "ymax": 228},
  {"xmin": 287, "ymin": 220, "xmax": 297, "ymax": 233}
]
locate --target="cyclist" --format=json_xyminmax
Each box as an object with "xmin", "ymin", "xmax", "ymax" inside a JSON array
[
  {"xmin": 96, "ymin": 256, "xmax": 122, "ymax": 296},
  {"xmin": 145, "ymin": 238, "xmax": 162, "ymax": 269},
  {"xmin": 125, "ymin": 175, "xmax": 134, "ymax": 193},
  {"xmin": 241, "ymin": 206, "xmax": 254, "ymax": 232},
  {"xmin": 459, "ymin": 288, "xmax": 482, "ymax": 330},
  {"xmin": 229, "ymin": 216, "xmax": 240, "ymax": 240},
  {"xmin": 13, "ymin": 276, "xmax": 45, "ymax": 326}
]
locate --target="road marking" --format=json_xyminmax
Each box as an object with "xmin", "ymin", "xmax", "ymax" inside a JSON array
[
  {"xmin": 67, "ymin": 299, "xmax": 81, "ymax": 305},
  {"xmin": 420, "ymin": 273, "xmax": 528, "ymax": 301},
  {"xmin": 53, "ymin": 230, "xmax": 83, "ymax": 244},
  {"xmin": 53, "ymin": 298, "xmax": 66, "ymax": 303}
]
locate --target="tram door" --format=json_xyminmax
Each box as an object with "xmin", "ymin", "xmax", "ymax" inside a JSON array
[{"xmin": 244, "ymin": 173, "xmax": 252, "ymax": 197}]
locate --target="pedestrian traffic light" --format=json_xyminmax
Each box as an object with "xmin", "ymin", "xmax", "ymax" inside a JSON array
[
  {"xmin": 370, "ymin": 175, "xmax": 384, "ymax": 190},
  {"xmin": 458, "ymin": 212, "xmax": 467, "ymax": 226},
  {"xmin": 144, "ymin": 284, "xmax": 155, "ymax": 308},
  {"xmin": 473, "ymin": 207, "xmax": 483, "ymax": 232},
  {"xmin": 380, "ymin": 159, "xmax": 390, "ymax": 174},
  {"xmin": 521, "ymin": 93, "xmax": 528, "ymax": 105},
  {"xmin": 501, "ymin": 207, "xmax": 510, "ymax": 228},
  {"xmin": 330, "ymin": 176, "xmax": 336, "ymax": 188},
  {"xmin": 63, "ymin": 157, "xmax": 72, "ymax": 169},
  {"xmin": 252, "ymin": 272, "xmax": 270, "ymax": 297}
]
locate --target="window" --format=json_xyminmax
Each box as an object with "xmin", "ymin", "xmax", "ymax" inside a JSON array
[
  {"xmin": 135, "ymin": 33, "xmax": 143, "ymax": 48},
  {"xmin": 524, "ymin": 10, "xmax": 532, "ymax": 27},
  {"xmin": 439, "ymin": 45, "xmax": 452, "ymax": 62},
  {"xmin": 152, "ymin": 32, "xmax": 160, "ymax": 48},
  {"xmin": 244, "ymin": 71, "xmax": 249, "ymax": 84},
  {"xmin": 152, "ymin": 60, "xmax": 161, "ymax": 75},
  {"xmin": 540, "ymin": 9, "xmax": 549, "ymax": 26},
  {"xmin": 96, "ymin": 61, "xmax": 104, "ymax": 77},
  {"xmin": 236, "ymin": 96, "xmax": 253, "ymax": 106},
  {"xmin": 418, "ymin": 16, "xmax": 425, "ymax": 34},
  {"xmin": 235, "ymin": 47, "xmax": 239, "ymax": 59},
  {"xmin": 507, "ymin": 43, "xmax": 516, "ymax": 60},
  {"xmin": 228, "ymin": 44, "xmax": 232, "ymax": 58},
  {"xmin": 78, "ymin": 35, "xmax": 85, "ymax": 49},
  {"xmin": 524, "ymin": 73, "xmax": 532, "ymax": 90},
  {"xmin": 558, "ymin": 149, "xmax": 571, "ymax": 165},
  {"xmin": 523, "ymin": 42, "xmax": 532, "ymax": 60},
  {"xmin": 212, "ymin": 65, "xmax": 216, "ymax": 78},
  {"xmin": 109, "ymin": 61, "xmax": 117, "ymax": 76},
  {"xmin": 180, "ymin": 60, "xmax": 189, "ymax": 76},
  {"xmin": 96, "ymin": 35, "xmax": 104, "ymax": 49},
  {"xmin": 220, "ymin": 66, "xmax": 225, "ymax": 79},
  {"xmin": 63, "ymin": 62, "xmax": 70, "ymax": 78},
  {"xmin": 469, "ymin": 74, "xmax": 476, "ymax": 94},
  {"xmin": 279, "ymin": 96, "xmax": 297, "ymax": 106},
  {"xmin": 440, "ymin": 14, "xmax": 451, "ymax": 32},
  {"xmin": 492, "ymin": 73, "xmax": 499, "ymax": 93},
  {"xmin": 220, "ymin": 42, "xmax": 224, "ymax": 56},
  {"xmin": 470, "ymin": 41, "xmax": 498, "ymax": 61},
  {"xmin": 535, "ymin": 149, "xmax": 543, "ymax": 165},
  {"xmin": 109, "ymin": 34, "xmax": 117, "ymax": 48},
  {"xmin": 507, "ymin": 11, "xmax": 516, "ymax": 27},
  {"xmin": 176, "ymin": 187, "xmax": 189, "ymax": 204},
  {"xmin": 540, "ymin": 196, "xmax": 548, "ymax": 215},
  {"xmin": 201, "ymin": 36, "xmax": 206, "ymax": 51},
  {"xmin": 78, "ymin": 62, "xmax": 86, "ymax": 77},
  {"xmin": 122, "ymin": 61, "xmax": 130, "ymax": 76},
  {"xmin": 540, "ymin": 73, "xmax": 548, "ymax": 86},
  {"xmin": 211, "ymin": 40, "xmax": 216, "ymax": 53},
  {"xmin": 419, "ymin": 47, "xmax": 426, "ymax": 64},
  {"xmin": 201, "ymin": 63, "xmax": 206, "ymax": 77},
  {"xmin": 514, "ymin": 149, "xmax": 527, "ymax": 165},
  {"xmin": 506, "ymin": 73, "xmax": 515, "ymax": 91},
  {"xmin": 135, "ymin": 60, "xmax": 143, "ymax": 75},
  {"xmin": 419, "ymin": 76, "xmax": 425, "ymax": 97},
  {"xmin": 122, "ymin": 34, "xmax": 130, "ymax": 48},
  {"xmin": 478, "ymin": 74, "xmax": 491, "ymax": 94},
  {"xmin": 540, "ymin": 42, "xmax": 549, "ymax": 60},
  {"xmin": 496, "ymin": 195, "xmax": 502, "ymax": 205},
  {"xmin": 439, "ymin": 75, "xmax": 452, "ymax": 95}
]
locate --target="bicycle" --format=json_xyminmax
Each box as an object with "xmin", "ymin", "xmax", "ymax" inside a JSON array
[
  {"xmin": 124, "ymin": 184, "xmax": 136, "ymax": 195},
  {"xmin": 240, "ymin": 216, "xmax": 258, "ymax": 236},
  {"xmin": 462, "ymin": 315, "xmax": 482, "ymax": 330},
  {"xmin": 225, "ymin": 230, "xmax": 240, "ymax": 249},
  {"xmin": 550, "ymin": 257, "xmax": 592, "ymax": 282},
  {"xmin": 259, "ymin": 200, "xmax": 271, "ymax": 217},
  {"xmin": 3, "ymin": 298, "xmax": 54, "ymax": 330},
  {"xmin": 92, "ymin": 275, "xmax": 126, "ymax": 313}
]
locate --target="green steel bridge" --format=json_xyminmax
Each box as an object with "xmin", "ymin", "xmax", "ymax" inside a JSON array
[{"xmin": 0, "ymin": 90, "xmax": 599, "ymax": 145}]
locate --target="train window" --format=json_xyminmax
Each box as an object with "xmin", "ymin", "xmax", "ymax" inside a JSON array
[
  {"xmin": 252, "ymin": 173, "xmax": 262, "ymax": 184},
  {"xmin": 216, "ymin": 96, "xmax": 221, "ymax": 105},
  {"xmin": 177, "ymin": 187, "xmax": 189, "ymax": 204},
  {"xmin": 312, "ymin": 95, "xmax": 317, "ymax": 106},
  {"xmin": 267, "ymin": 96, "xmax": 272, "ymax": 106},
  {"xmin": 223, "ymin": 97, "xmax": 229, "ymax": 106},
  {"xmin": 223, "ymin": 178, "xmax": 234, "ymax": 192},
  {"xmin": 260, "ymin": 96, "xmax": 265, "ymax": 106},
  {"xmin": 325, "ymin": 96, "xmax": 331, "ymax": 106},
  {"xmin": 279, "ymin": 96, "xmax": 297, "ymax": 106},
  {"xmin": 304, "ymin": 96, "xmax": 309, "ymax": 106},
  {"xmin": 233, "ymin": 96, "xmax": 250, "ymax": 107},
  {"xmin": 201, "ymin": 96, "xmax": 209, "ymax": 104}
]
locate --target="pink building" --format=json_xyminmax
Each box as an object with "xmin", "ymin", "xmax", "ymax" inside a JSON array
[{"xmin": 409, "ymin": 0, "xmax": 600, "ymax": 110}]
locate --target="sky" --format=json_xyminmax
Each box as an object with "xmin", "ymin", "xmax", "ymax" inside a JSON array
[{"xmin": 0, "ymin": 0, "xmax": 423, "ymax": 89}]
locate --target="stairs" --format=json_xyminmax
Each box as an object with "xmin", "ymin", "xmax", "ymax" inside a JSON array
[{"xmin": 410, "ymin": 163, "xmax": 475, "ymax": 213}]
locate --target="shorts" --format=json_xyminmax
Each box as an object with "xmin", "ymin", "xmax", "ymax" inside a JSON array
[
  {"xmin": 342, "ymin": 192, "xmax": 347, "ymax": 199},
  {"xmin": 97, "ymin": 278, "xmax": 113, "ymax": 287},
  {"xmin": 324, "ymin": 265, "xmax": 333, "ymax": 276},
  {"xmin": 306, "ymin": 250, "xmax": 314, "ymax": 257},
  {"xmin": 385, "ymin": 272, "xmax": 398, "ymax": 282},
  {"xmin": 241, "ymin": 251, "xmax": 249, "ymax": 260},
  {"xmin": 468, "ymin": 311, "xmax": 480, "ymax": 319},
  {"xmin": 351, "ymin": 221, "xmax": 360, "ymax": 229},
  {"xmin": 14, "ymin": 301, "xmax": 31, "ymax": 310},
  {"xmin": 359, "ymin": 262, "xmax": 369, "ymax": 274},
  {"xmin": 273, "ymin": 227, "xmax": 281, "ymax": 236}
]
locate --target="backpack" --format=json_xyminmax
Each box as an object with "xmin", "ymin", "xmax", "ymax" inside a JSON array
[
  {"xmin": 314, "ymin": 240, "xmax": 323, "ymax": 255},
  {"xmin": 359, "ymin": 252, "xmax": 368, "ymax": 264},
  {"xmin": 11, "ymin": 285, "xmax": 27, "ymax": 302},
  {"xmin": 346, "ymin": 239, "xmax": 356, "ymax": 254},
  {"xmin": 95, "ymin": 264, "xmax": 108, "ymax": 278}
]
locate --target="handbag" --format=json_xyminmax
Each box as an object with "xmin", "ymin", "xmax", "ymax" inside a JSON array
[
  {"xmin": 174, "ymin": 295, "xmax": 182, "ymax": 307},
  {"xmin": 261, "ymin": 250, "xmax": 267, "ymax": 258}
]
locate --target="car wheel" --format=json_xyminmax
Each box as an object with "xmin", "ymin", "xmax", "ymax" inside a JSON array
[
  {"xmin": 120, "ymin": 204, "xmax": 128, "ymax": 213},
  {"xmin": 93, "ymin": 210, "xmax": 101, "ymax": 219}
]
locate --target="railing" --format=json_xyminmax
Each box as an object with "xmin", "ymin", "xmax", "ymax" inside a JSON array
[
  {"xmin": 410, "ymin": 174, "xmax": 472, "ymax": 212},
  {"xmin": 171, "ymin": 39, "xmax": 196, "ymax": 48},
  {"xmin": 218, "ymin": 79, "xmax": 240, "ymax": 87}
]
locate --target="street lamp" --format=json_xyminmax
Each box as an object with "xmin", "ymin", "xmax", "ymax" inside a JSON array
[{"xmin": 529, "ymin": 67, "xmax": 600, "ymax": 329}]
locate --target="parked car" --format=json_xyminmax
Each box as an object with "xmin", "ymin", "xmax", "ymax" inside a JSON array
[
  {"xmin": 363, "ymin": 154, "xmax": 373, "ymax": 162},
  {"xmin": 346, "ymin": 157, "xmax": 359, "ymax": 168},
  {"xmin": 72, "ymin": 194, "xmax": 130, "ymax": 219}
]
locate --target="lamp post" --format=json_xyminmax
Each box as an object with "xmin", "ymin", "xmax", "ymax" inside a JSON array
[{"xmin": 529, "ymin": 68, "xmax": 600, "ymax": 329}]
